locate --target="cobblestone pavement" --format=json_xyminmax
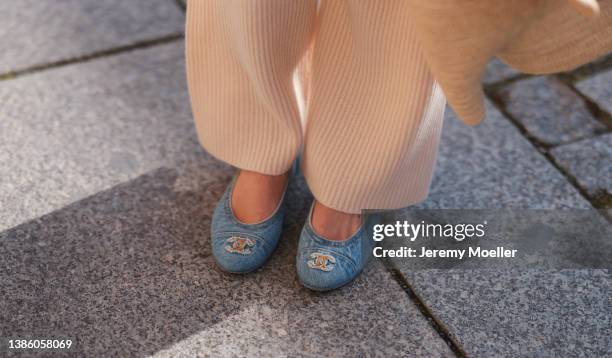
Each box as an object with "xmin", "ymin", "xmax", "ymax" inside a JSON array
[{"xmin": 0, "ymin": 1, "xmax": 610, "ymax": 357}]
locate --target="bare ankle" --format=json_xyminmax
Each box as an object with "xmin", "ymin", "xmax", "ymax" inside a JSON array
[
  {"xmin": 231, "ymin": 170, "xmax": 289, "ymax": 223},
  {"xmin": 310, "ymin": 201, "xmax": 361, "ymax": 241}
]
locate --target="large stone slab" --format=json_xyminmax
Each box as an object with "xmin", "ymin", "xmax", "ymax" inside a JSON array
[
  {"xmin": 496, "ymin": 76, "xmax": 605, "ymax": 146},
  {"xmin": 0, "ymin": 42, "xmax": 199, "ymax": 231},
  {"xmin": 0, "ymin": 165, "xmax": 453, "ymax": 357},
  {"xmin": 403, "ymin": 270, "xmax": 611, "ymax": 357},
  {"xmin": 576, "ymin": 68, "xmax": 612, "ymax": 115},
  {"xmin": 0, "ymin": 37, "xmax": 452, "ymax": 356},
  {"xmin": 550, "ymin": 133, "xmax": 612, "ymax": 198},
  {"xmin": 0, "ymin": 0, "xmax": 184, "ymax": 74},
  {"xmin": 386, "ymin": 103, "xmax": 610, "ymax": 357}
]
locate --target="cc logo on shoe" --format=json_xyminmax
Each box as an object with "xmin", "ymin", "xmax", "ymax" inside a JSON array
[
  {"xmin": 307, "ymin": 252, "xmax": 336, "ymax": 272},
  {"xmin": 225, "ymin": 236, "xmax": 255, "ymax": 255}
]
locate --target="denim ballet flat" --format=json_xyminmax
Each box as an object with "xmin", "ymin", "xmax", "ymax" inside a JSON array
[
  {"xmin": 210, "ymin": 173, "xmax": 288, "ymax": 274},
  {"xmin": 296, "ymin": 204, "xmax": 377, "ymax": 291}
]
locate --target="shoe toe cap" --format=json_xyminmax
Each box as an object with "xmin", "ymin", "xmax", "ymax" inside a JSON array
[
  {"xmin": 212, "ymin": 232, "xmax": 274, "ymax": 273},
  {"xmin": 296, "ymin": 249, "xmax": 359, "ymax": 291}
]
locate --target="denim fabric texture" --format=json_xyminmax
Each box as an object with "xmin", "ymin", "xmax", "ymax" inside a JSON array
[
  {"xmin": 210, "ymin": 175, "xmax": 287, "ymax": 274},
  {"xmin": 296, "ymin": 205, "xmax": 377, "ymax": 291}
]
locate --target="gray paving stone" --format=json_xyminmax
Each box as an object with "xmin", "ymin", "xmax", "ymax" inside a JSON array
[
  {"xmin": 576, "ymin": 68, "xmax": 612, "ymax": 115},
  {"xmin": 0, "ymin": 42, "xmax": 199, "ymax": 231},
  {"xmin": 403, "ymin": 270, "xmax": 611, "ymax": 357},
  {"xmin": 386, "ymin": 104, "xmax": 610, "ymax": 357},
  {"xmin": 550, "ymin": 133, "xmax": 612, "ymax": 198},
  {"xmin": 423, "ymin": 101, "xmax": 592, "ymax": 209},
  {"xmin": 482, "ymin": 58, "xmax": 521, "ymax": 84},
  {"xmin": 0, "ymin": 0, "xmax": 184, "ymax": 74},
  {"xmin": 0, "ymin": 165, "xmax": 453, "ymax": 357},
  {"xmin": 496, "ymin": 76, "xmax": 605, "ymax": 146}
]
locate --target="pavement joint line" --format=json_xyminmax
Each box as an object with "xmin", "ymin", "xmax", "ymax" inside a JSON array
[
  {"xmin": 545, "ymin": 132, "xmax": 610, "ymax": 148},
  {"xmin": 484, "ymin": 59, "xmax": 612, "ymax": 131},
  {"xmin": 485, "ymin": 90, "xmax": 611, "ymax": 212},
  {"xmin": 484, "ymin": 88, "xmax": 552, "ymax": 152},
  {"xmin": 482, "ymin": 72, "xmax": 534, "ymax": 92},
  {"xmin": 379, "ymin": 257, "xmax": 468, "ymax": 358},
  {"xmin": 0, "ymin": 33, "xmax": 184, "ymax": 81},
  {"xmin": 557, "ymin": 75, "xmax": 612, "ymax": 131},
  {"xmin": 560, "ymin": 55, "xmax": 612, "ymax": 83}
]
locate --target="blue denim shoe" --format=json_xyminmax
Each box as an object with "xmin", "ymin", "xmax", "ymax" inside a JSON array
[
  {"xmin": 210, "ymin": 173, "xmax": 288, "ymax": 274},
  {"xmin": 296, "ymin": 204, "xmax": 377, "ymax": 291}
]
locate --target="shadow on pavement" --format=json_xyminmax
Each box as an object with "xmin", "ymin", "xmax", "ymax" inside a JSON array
[{"xmin": 0, "ymin": 165, "xmax": 451, "ymax": 357}]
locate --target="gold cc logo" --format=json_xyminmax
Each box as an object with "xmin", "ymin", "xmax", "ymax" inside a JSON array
[
  {"xmin": 225, "ymin": 236, "xmax": 255, "ymax": 255},
  {"xmin": 307, "ymin": 252, "xmax": 336, "ymax": 271}
]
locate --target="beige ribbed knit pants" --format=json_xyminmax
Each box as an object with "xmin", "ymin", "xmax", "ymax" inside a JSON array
[{"xmin": 186, "ymin": 0, "xmax": 446, "ymax": 214}]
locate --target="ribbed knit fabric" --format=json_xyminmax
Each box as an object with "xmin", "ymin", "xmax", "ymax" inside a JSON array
[
  {"xmin": 186, "ymin": 0, "xmax": 315, "ymax": 174},
  {"xmin": 186, "ymin": 0, "xmax": 446, "ymax": 214}
]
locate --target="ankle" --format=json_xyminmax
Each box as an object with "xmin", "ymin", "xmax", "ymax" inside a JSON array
[
  {"xmin": 310, "ymin": 201, "xmax": 361, "ymax": 241},
  {"xmin": 230, "ymin": 170, "xmax": 289, "ymax": 223}
]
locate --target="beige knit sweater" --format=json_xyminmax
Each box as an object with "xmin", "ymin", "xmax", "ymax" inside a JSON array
[{"xmin": 406, "ymin": 0, "xmax": 612, "ymax": 125}]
